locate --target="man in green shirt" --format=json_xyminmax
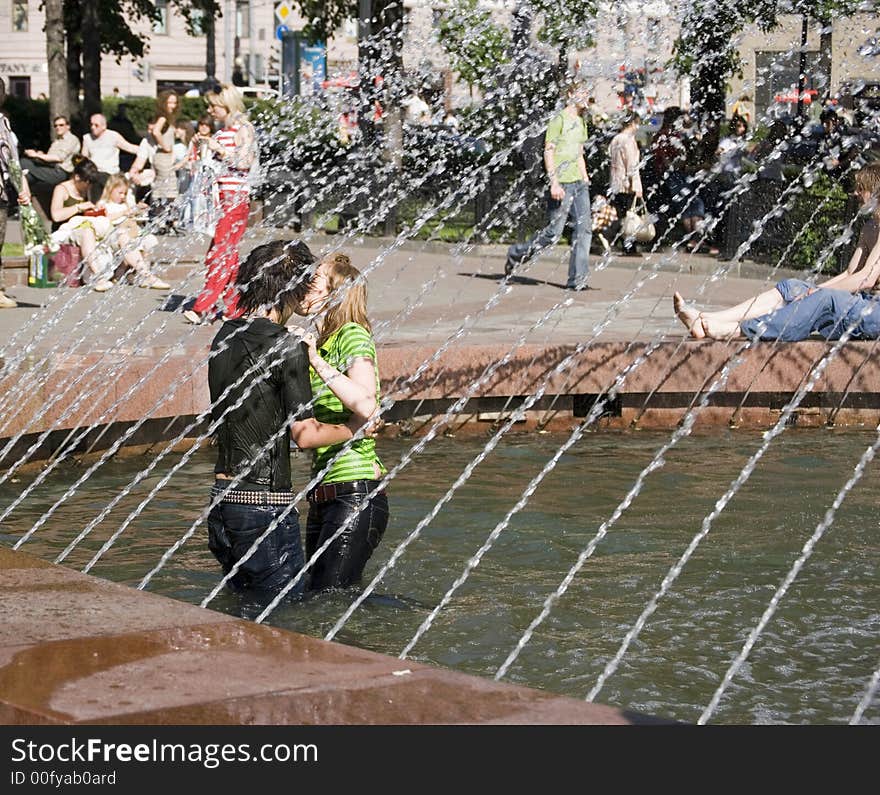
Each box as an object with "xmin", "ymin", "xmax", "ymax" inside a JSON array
[{"xmin": 505, "ymin": 82, "xmax": 592, "ymax": 290}]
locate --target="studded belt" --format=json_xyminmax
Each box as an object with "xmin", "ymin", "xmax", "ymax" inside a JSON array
[{"xmin": 212, "ymin": 483, "xmax": 295, "ymax": 506}]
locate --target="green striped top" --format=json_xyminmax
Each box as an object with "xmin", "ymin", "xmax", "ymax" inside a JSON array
[{"xmin": 310, "ymin": 322, "xmax": 386, "ymax": 484}]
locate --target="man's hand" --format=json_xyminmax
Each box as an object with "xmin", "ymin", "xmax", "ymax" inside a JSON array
[
  {"xmin": 23, "ymin": 148, "xmax": 40, "ymax": 158},
  {"xmin": 550, "ymin": 180, "xmax": 565, "ymax": 201},
  {"xmin": 347, "ymin": 409, "xmax": 383, "ymax": 439},
  {"xmin": 289, "ymin": 325, "xmax": 319, "ymax": 362}
]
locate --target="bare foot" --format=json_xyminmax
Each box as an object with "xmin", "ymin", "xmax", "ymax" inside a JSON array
[
  {"xmin": 673, "ymin": 292, "xmax": 706, "ymax": 339},
  {"xmin": 700, "ymin": 315, "xmax": 743, "ymax": 340}
]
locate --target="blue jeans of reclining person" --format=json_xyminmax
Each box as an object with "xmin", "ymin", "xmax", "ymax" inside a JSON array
[
  {"xmin": 207, "ymin": 484, "xmax": 306, "ymax": 597},
  {"xmin": 740, "ymin": 289, "xmax": 880, "ymax": 341},
  {"xmin": 506, "ymin": 180, "xmax": 591, "ymax": 289},
  {"xmin": 306, "ymin": 484, "xmax": 389, "ymax": 591}
]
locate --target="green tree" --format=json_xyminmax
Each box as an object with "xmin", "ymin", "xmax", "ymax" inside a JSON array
[
  {"xmin": 64, "ymin": 0, "xmax": 161, "ymax": 118},
  {"xmin": 531, "ymin": 0, "xmax": 597, "ymax": 73},
  {"xmin": 437, "ymin": 0, "xmax": 510, "ymax": 97}
]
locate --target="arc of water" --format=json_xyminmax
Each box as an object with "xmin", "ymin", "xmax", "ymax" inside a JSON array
[
  {"xmin": 850, "ymin": 664, "xmax": 880, "ymax": 725},
  {"xmin": 493, "ymin": 197, "xmax": 867, "ymax": 684},
  {"xmin": 65, "ymin": 119, "xmax": 568, "ymax": 572},
  {"xmin": 699, "ymin": 418, "xmax": 880, "ymax": 724},
  {"xmin": 399, "ymin": 338, "xmax": 666, "ymax": 659},
  {"xmin": 0, "ymin": 201, "xmax": 190, "ymax": 412},
  {"xmin": 437, "ymin": 164, "xmax": 866, "ymax": 667},
  {"xmin": 59, "ymin": 336, "xmax": 297, "ymax": 566},
  {"xmin": 585, "ymin": 305, "xmax": 874, "ymax": 704},
  {"xmin": 0, "ymin": 317, "xmax": 173, "ymax": 487},
  {"xmin": 280, "ymin": 121, "xmax": 851, "ymax": 632}
]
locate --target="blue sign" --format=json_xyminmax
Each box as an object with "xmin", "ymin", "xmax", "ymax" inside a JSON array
[
  {"xmin": 280, "ymin": 31, "xmax": 327, "ymax": 97},
  {"xmin": 275, "ymin": 24, "xmax": 289, "ymax": 41}
]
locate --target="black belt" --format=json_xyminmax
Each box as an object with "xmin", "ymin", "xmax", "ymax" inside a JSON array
[{"xmin": 307, "ymin": 480, "xmax": 384, "ymax": 505}]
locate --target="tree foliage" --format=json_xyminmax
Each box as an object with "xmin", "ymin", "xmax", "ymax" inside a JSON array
[
  {"xmin": 531, "ymin": 0, "xmax": 597, "ymax": 57},
  {"xmin": 291, "ymin": 0, "xmax": 356, "ymax": 45},
  {"xmin": 437, "ymin": 0, "xmax": 510, "ymax": 93}
]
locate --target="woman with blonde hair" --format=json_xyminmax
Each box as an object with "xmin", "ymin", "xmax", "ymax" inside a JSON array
[
  {"xmin": 96, "ymin": 174, "xmax": 169, "ymax": 288},
  {"xmin": 293, "ymin": 251, "xmax": 389, "ymax": 591},
  {"xmin": 675, "ymin": 162, "xmax": 880, "ymax": 339},
  {"xmin": 183, "ymin": 83, "xmax": 256, "ymax": 324}
]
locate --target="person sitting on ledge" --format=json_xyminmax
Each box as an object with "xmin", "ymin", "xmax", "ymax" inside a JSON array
[{"xmin": 673, "ymin": 162, "xmax": 880, "ymax": 339}]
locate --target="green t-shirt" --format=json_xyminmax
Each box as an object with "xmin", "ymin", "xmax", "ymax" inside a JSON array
[
  {"xmin": 545, "ymin": 111, "xmax": 588, "ymax": 184},
  {"xmin": 310, "ymin": 322, "xmax": 386, "ymax": 484}
]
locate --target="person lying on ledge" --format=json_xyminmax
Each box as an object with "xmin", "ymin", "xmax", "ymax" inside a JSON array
[
  {"xmin": 693, "ymin": 286, "xmax": 880, "ymax": 341},
  {"xmin": 673, "ymin": 162, "xmax": 880, "ymax": 340}
]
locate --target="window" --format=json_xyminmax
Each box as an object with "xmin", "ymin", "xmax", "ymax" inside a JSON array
[
  {"xmin": 153, "ymin": 0, "xmax": 168, "ymax": 35},
  {"xmin": 12, "ymin": 0, "xmax": 28, "ymax": 32},
  {"xmin": 190, "ymin": 8, "xmax": 207, "ymax": 37},
  {"xmin": 236, "ymin": 1, "xmax": 250, "ymax": 39},
  {"xmin": 8, "ymin": 76, "xmax": 30, "ymax": 99},
  {"xmin": 646, "ymin": 18, "xmax": 661, "ymax": 52}
]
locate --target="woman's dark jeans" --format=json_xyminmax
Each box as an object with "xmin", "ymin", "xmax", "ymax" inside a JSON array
[
  {"xmin": 207, "ymin": 493, "xmax": 305, "ymax": 597},
  {"xmin": 306, "ymin": 486, "xmax": 389, "ymax": 591}
]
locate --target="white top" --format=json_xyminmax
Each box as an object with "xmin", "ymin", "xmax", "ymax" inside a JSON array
[
  {"xmin": 403, "ymin": 94, "xmax": 430, "ymax": 125},
  {"xmin": 83, "ymin": 130, "xmax": 125, "ymax": 174}
]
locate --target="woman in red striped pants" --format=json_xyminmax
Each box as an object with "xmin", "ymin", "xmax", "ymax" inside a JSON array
[{"xmin": 184, "ymin": 84, "xmax": 256, "ymax": 325}]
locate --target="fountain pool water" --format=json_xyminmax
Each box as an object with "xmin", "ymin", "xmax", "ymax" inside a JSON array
[{"xmin": 1, "ymin": 430, "xmax": 877, "ymax": 725}]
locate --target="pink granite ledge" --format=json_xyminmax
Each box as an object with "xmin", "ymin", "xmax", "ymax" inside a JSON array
[{"xmin": 0, "ymin": 547, "xmax": 664, "ymax": 725}]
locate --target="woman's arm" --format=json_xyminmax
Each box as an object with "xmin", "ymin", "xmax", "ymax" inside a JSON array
[
  {"xmin": 293, "ymin": 329, "xmax": 378, "ymax": 423},
  {"xmin": 153, "ymin": 117, "xmax": 172, "ymax": 152},
  {"xmin": 50, "ymin": 184, "xmax": 93, "ymax": 223},
  {"xmin": 290, "ymin": 417, "xmax": 353, "ymax": 449}
]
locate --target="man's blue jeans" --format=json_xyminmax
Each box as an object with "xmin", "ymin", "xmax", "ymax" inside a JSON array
[
  {"xmin": 506, "ymin": 180, "xmax": 591, "ymax": 289},
  {"xmin": 741, "ymin": 289, "xmax": 880, "ymax": 341},
  {"xmin": 207, "ymin": 484, "xmax": 306, "ymax": 597}
]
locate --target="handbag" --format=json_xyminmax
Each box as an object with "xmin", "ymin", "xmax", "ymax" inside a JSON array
[
  {"xmin": 50, "ymin": 244, "xmax": 84, "ymax": 287},
  {"xmin": 621, "ymin": 196, "xmax": 656, "ymax": 244}
]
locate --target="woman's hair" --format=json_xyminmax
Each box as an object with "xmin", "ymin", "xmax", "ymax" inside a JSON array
[
  {"xmin": 235, "ymin": 239, "xmax": 316, "ymax": 316},
  {"xmin": 855, "ymin": 162, "xmax": 880, "ymax": 206},
  {"xmin": 731, "ymin": 115, "xmax": 749, "ymax": 134},
  {"xmin": 619, "ymin": 111, "xmax": 639, "ymax": 131},
  {"xmin": 72, "ymin": 157, "xmax": 99, "ymax": 184},
  {"xmin": 100, "ymin": 174, "xmax": 129, "ymax": 202},
  {"xmin": 175, "ymin": 121, "xmax": 193, "ymax": 144},
  {"xmin": 317, "ymin": 252, "xmax": 371, "ymax": 348},
  {"xmin": 206, "ymin": 83, "xmax": 245, "ymax": 116},
  {"xmin": 157, "ymin": 89, "xmax": 179, "ymax": 123},
  {"xmin": 659, "ymin": 106, "xmax": 684, "ymax": 131}
]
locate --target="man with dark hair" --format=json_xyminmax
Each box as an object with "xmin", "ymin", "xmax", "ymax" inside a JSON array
[
  {"xmin": 22, "ymin": 115, "xmax": 80, "ymax": 189},
  {"xmin": 206, "ymin": 239, "xmax": 359, "ymax": 597}
]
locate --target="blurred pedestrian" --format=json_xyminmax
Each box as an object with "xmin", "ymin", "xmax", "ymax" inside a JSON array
[
  {"xmin": 0, "ymin": 77, "xmax": 33, "ymax": 309},
  {"xmin": 505, "ymin": 81, "xmax": 593, "ymax": 290},
  {"xmin": 608, "ymin": 111, "xmax": 644, "ymax": 256},
  {"xmin": 184, "ymin": 84, "xmax": 257, "ymax": 324}
]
